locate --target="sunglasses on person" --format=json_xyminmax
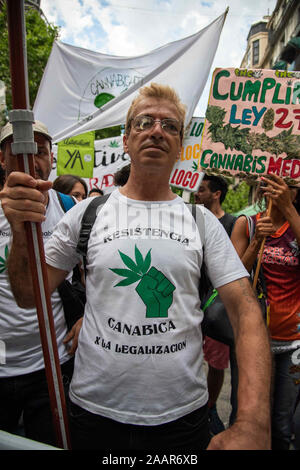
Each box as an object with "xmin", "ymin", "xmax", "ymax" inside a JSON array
[{"xmin": 131, "ymin": 115, "xmax": 182, "ymax": 136}]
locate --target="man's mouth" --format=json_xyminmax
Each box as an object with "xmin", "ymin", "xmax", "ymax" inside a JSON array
[{"xmin": 142, "ymin": 143, "xmax": 166, "ymax": 152}]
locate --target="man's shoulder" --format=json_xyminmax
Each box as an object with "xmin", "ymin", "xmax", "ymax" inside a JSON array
[
  {"xmin": 47, "ymin": 189, "xmax": 76, "ymax": 212},
  {"xmin": 219, "ymin": 212, "xmax": 236, "ymax": 236},
  {"xmin": 47, "ymin": 192, "xmax": 111, "ymax": 231},
  {"xmin": 222, "ymin": 212, "xmax": 236, "ymax": 220},
  {"xmin": 44, "ymin": 190, "xmax": 76, "ymax": 228}
]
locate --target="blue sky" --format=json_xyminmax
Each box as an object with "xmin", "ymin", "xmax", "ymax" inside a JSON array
[{"xmin": 41, "ymin": 0, "xmax": 277, "ymax": 115}]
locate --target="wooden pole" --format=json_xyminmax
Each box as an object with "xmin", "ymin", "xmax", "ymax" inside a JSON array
[
  {"xmin": 6, "ymin": 0, "xmax": 71, "ymax": 449},
  {"xmin": 252, "ymin": 198, "xmax": 273, "ymax": 290}
]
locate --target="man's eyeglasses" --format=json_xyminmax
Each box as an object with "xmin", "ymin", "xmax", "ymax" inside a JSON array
[{"xmin": 131, "ymin": 115, "xmax": 182, "ymax": 136}]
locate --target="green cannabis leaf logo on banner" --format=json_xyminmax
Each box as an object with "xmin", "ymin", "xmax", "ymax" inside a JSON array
[{"xmin": 110, "ymin": 245, "xmax": 175, "ymax": 318}]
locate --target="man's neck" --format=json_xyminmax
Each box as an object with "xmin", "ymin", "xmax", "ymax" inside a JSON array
[
  {"xmin": 119, "ymin": 170, "xmax": 176, "ymax": 201},
  {"xmin": 214, "ymin": 208, "xmax": 225, "ymax": 219},
  {"xmin": 208, "ymin": 201, "xmax": 224, "ymax": 219}
]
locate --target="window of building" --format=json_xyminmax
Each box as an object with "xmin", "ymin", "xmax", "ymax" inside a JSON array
[
  {"xmin": 252, "ymin": 39, "xmax": 259, "ymax": 65},
  {"xmin": 247, "ymin": 48, "xmax": 251, "ymax": 67}
]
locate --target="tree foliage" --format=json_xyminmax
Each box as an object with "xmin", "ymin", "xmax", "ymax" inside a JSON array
[
  {"xmin": 0, "ymin": 4, "xmax": 59, "ymax": 118},
  {"xmin": 222, "ymin": 181, "xmax": 250, "ymax": 214},
  {"xmin": 95, "ymin": 125, "xmax": 122, "ymax": 140}
]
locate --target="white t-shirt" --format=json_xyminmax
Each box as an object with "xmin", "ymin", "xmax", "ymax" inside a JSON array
[
  {"xmin": 0, "ymin": 189, "xmax": 71, "ymax": 377},
  {"xmin": 45, "ymin": 189, "xmax": 248, "ymax": 425}
]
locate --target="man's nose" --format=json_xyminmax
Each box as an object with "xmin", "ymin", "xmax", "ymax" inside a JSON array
[
  {"xmin": 33, "ymin": 155, "xmax": 40, "ymax": 169},
  {"xmin": 149, "ymin": 120, "xmax": 164, "ymax": 138}
]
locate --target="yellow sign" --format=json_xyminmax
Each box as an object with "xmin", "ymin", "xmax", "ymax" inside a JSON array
[{"xmin": 57, "ymin": 131, "xmax": 95, "ymax": 178}]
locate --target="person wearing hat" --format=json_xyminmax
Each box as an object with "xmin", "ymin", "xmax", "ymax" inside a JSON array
[{"xmin": 0, "ymin": 121, "xmax": 80, "ymax": 446}]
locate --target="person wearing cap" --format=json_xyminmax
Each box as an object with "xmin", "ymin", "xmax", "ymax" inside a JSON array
[
  {"xmin": 0, "ymin": 83, "xmax": 272, "ymax": 450},
  {"xmin": 0, "ymin": 120, "xmax": 81, "ymax": 446}
]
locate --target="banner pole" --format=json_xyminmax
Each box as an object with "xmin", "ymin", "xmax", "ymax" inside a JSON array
[
  {"xmin": 6, "ymin": 0, "xmax": 71, "ymax": 449},
  {"xmin": 252, "ymin": 198, "xmax": 273, "ymax": 290}
]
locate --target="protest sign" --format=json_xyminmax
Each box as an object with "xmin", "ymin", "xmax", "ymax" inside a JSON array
[
  {"xmin": 51, "ymin": 135, "xmax": 130, "ymax": 193},
  {"xmin": 57, "ymin": 131, "xmax": 95, "ymax": 178},
  {"xmin": 169, "ymin": 117, "xmax": 204, "ymax": 191},
  {"xmin": 199, "ymin": 68, "xmax": 300, "ymax": 186},
  {"xmin": 90, "ymin": 136, "xmax": 130, "ymax": 191}
]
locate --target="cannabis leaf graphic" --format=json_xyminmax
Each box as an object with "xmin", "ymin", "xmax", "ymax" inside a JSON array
[
  {"xmin": 192, "ymin": 161, "xmax": 198, "ymax": 172},
  {"xmin": 0, "ymin": 245, "xmax": 9, "ymax": 274},
  {"xmin": 110, "ymin": 245, "xmax": 175, "ymax": 317},
  {"xmin": 109, "ymin": 140, "xmax": 120, "ymax": 148},
  {"xmin": 110, "ymin": 245, "xmax": 151, "ymax": 286}
]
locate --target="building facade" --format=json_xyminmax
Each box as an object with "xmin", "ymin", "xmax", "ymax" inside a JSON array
[
  {"xmin": 241, "ymin": 0, "xmax": 300, "ymax": 71},
  {"xmin": 263, "ymin": 0, "xmax": 300, "ymax": 70},
  {"xmin": 240, "ymin": 18, "xmax": 270, "ymax": 69}
]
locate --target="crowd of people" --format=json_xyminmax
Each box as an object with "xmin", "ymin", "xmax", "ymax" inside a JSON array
[{"xmin": 0, "ymin": 82, "xmax": 299, "ymax": 451}]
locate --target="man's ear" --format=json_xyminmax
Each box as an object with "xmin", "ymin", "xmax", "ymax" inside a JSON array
[
  {"xmin": 123, "ymin": 134, "xmax": 129, "ymax": 154},
  {"xmin": 213, "ymin": 189, "xmax": 222, "ymax": 201},
  {"xmin": 176, "ymin": 146, "xmax": 182, "ymax": 160}
]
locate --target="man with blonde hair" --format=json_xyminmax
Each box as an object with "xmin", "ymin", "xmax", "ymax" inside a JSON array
[
  {"xmin": 125, "ymin": 82, "xmax": 186, "ymax": 140},
  {"xmin": 1, "ymin": 83, "xmax": 271, "ymax": 451}
]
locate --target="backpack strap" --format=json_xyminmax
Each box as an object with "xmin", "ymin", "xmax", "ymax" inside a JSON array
[
  {"xmin": 186, "ymin": 203, "xmax": 205, "ymax": 246},
  {"xmin": 76, "ymin": 194, "xmax": 110, "ymax": 275},
  {"xmin": 219, "ymin": 212, "xmax": 236, "ymax": 236},
  {"xmin": 186, "ymin": 204, "xmax": 211, "ymax": 302},
  {"xmin": 244, "ymin": 214, "xmax": 255, "ymax": 241},
  {"xmin": 244, "ymin": 214, "xmax": 266, "ymax": 287},
  {"xmin": 56, "ymin": 191, "xmax": 76, "ymax": 212}
]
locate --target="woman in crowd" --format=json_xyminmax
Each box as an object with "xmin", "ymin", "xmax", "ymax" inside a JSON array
[
  {"xmin": 53, "ymin": 174, "xmax": 88, "ymax": 201},
  {"xmin": 230, "ymin": 174, "xmax": 300, "ymax": 450}
]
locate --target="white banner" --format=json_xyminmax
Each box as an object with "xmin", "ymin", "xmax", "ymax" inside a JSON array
[{"xmin": 34, "ymin": 11, "xmax": 227, "ymax": 143}]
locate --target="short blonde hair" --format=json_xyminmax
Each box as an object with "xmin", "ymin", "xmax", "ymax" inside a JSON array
[{"xmin": 125, "ymin": 83, "xmax": 186, "ymax": 140}]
